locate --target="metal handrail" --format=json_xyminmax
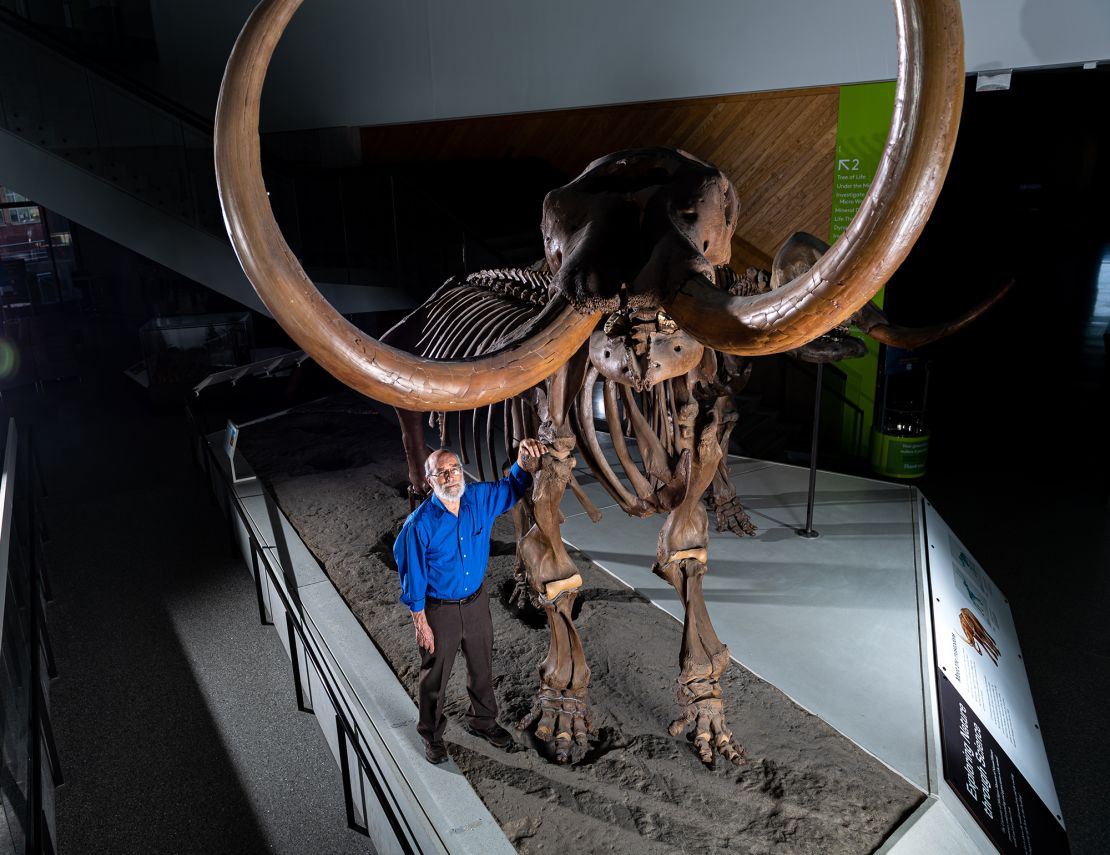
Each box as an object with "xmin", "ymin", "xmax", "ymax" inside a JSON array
[
  {"xmin": 0, "ymin": 418, "xmax": 60, "ymax": 855},
  {"xmin": 191, "ymin": 416, "xmax": 435, "ymax": 852}
]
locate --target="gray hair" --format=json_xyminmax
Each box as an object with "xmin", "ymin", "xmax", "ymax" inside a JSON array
[{"xmin": 424, "ymin": 449, "xmax": 459, "ymax": 479}]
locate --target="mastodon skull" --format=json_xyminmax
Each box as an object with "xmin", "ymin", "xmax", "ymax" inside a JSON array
[{"xmin": 542, "ymin": 148, "xmax": 739, "ymax": 312}]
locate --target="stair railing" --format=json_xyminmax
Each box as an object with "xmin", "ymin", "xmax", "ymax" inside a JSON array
[{"xmin": 0, "ymin": 418, "xmax": 61, "ymax": 855}]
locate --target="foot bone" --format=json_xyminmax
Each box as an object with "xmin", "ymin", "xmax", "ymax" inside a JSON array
[
  {"xmin": 517, "ymin": 686, "xmax": 592, "ymax": 764},
  {"xmin": 707, "ymin": 494, "xmax": 757, "ymax": 537},
  {"xmin": 668, "ymin": 677, "xmax": 745, "ymax": 766}
]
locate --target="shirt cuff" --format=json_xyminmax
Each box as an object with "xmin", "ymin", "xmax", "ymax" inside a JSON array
[{"xmin": 404, "ymin": 597, "xmax": 426, "ymax": 613}]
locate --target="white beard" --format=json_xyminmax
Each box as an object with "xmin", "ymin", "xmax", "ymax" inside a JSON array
[{"xmin": 431, "ymin": 478, "xmax": 465, "ymax": 504}]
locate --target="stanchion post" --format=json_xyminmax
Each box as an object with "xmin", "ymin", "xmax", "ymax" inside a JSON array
[{"xmin": 797, "ymin": 363, "xmax": 824, "ymax": 539}]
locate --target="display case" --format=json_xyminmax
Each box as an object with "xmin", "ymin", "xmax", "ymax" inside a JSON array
[
  {"xmin": 139, "ymin": 312, "xmax": 252, "ymax": 388},
  {"xmin": 871, "ymin": 348, "xmax": 931, "ymax": 479}
]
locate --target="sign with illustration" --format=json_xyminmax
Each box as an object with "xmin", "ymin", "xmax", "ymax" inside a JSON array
[
  {"xmin": 223, "ymin": 420, "xmax": 254, "ymax": 484},
  {"xmin": 923, "ymin": 500, "xmax": 1068, "ymax": 853},
  {"xmin": 224, "ymin": 419, "xmax": 240, "ymax": 461}
]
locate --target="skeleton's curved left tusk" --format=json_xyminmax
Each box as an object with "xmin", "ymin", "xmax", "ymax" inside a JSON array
[
  {"xmin": 214, "ymin": 0, "xmax": 599, "ymax": 411},
  {"xmin": 666, "ymin": 0, "xmax": 965, "ymax": 355}
]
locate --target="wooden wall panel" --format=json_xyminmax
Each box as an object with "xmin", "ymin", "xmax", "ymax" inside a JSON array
[{"xmin": 360, "ymin": 87, "xmax": 841, "ymax": 271}]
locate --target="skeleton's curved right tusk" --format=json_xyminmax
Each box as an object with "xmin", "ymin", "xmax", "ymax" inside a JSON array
[
  {"xmin": 667, "ymin": 0, "xmax": 965, "ymax": 355},
  {"xmin": 857, "ymin": 279, "xmax": 1014, "ymax": 349},
  {"xmin": 214, "ymin": 0, "xmax": 599, "ymax": 411}
]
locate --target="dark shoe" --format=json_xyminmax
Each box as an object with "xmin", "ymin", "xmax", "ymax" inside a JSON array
[
  {"xmin": 464, "ymin": 722, "xmax": 514, "ymax": 750},
  {"xmin": 424, "ymin": 740, "xmax": 448, "ymax": 764}
]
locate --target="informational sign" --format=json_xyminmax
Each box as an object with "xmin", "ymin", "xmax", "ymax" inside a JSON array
[
  {"xmin": 924, "ymin": 500, "xmax": 1069, "ymax": 853},
  {"xmin": 223, "ymin": 419, "xmax": 240, "ymax": 461},
  {"xmin": 869, "ymin": 431, "xmax": 929, "ymax": 479},
  {"xmin": 830, "ymin": 81, "xmax": 896, "ymax": 452},
  {"xmin": 831, "ymin": 82, "xmax": 896, "ymax": 244},
  {"xmin": 224, "ymin": 420, "xmax": 254, "ymax": 484}
]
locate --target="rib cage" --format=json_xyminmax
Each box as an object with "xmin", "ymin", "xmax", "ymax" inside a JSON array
[
  {"xmin": 384, "ymin": 264, "xmax": 746, "ymax": 509},
  {"xmin": 383, "ymin": 268, "xmax": 550, "ymax": 479}
]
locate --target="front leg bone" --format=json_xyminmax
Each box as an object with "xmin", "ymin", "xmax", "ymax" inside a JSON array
[
  {"xmin": 656, "ymin": 557, "xmax": 745, "ymax": 766},
  {"xmin": 515, "ymin": 434, "xmax": 593, "ymax": 763},
  {"xmin": 516, "ymin": 596, "xmax": 592, "ymax": 763},
  {"xmin": 653, "ymin": 401, "xmax": 745, "ymax": 766}
]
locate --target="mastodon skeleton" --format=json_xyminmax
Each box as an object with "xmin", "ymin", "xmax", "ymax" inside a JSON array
[
  {"xmin": 380, "ymin": 235, "xmax": 1003, "ymax": 765},
  {"xmin": 216, "ymin": 0, "xmax": 978, "ymax": 764}
]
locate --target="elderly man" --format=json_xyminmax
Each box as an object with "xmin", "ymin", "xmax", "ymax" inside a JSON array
[{"xmin": 394, "ymin": 438, "xmax": 545, "ymax": 764}]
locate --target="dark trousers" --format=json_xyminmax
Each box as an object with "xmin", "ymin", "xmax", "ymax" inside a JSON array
[{"xmin": 417, "ymin": 586, "xmax": 497, "ymax": 744}]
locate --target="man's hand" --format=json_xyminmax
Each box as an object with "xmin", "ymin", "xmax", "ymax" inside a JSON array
[
  {"xmin": 412, "ymin": 610, "xmax": 435, "ymax": 654},
  {"xmin": 517, "ymin": 438, "xmax": 546, "ymax": 469}
]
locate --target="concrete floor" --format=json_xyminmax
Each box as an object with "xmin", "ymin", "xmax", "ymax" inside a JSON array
[{"xmin": 1, "ymin": 368, "xmax": 375, "ymax": 855}]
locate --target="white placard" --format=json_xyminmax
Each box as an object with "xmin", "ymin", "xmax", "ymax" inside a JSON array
[
  {"xmin": 924, "ymin": 500, "xmax": 1063, "ymax": 823},
  {"xmin": 223, "ymin": 420, "xmax": 255, "ymax": 484},
  {"xmin": 224, "ymin": 420, "xmax": 240, "ymax": 462}
]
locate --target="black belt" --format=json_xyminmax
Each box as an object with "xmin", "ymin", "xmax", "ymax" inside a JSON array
[{"xmin": 426, "ymin": 586, "xmax": 482, "ymax": 606}]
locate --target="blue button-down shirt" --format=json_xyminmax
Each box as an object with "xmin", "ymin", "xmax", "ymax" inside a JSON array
[{"xmin": 393, "ymin": 463, "xmax": 532, "ymax": 613}]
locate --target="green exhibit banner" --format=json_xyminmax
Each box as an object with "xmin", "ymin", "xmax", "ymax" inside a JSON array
[{"xmin": 830, "ymin": 81, "xmax": 896, "ymax": 454}]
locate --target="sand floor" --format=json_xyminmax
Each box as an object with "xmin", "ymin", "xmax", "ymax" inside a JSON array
[{"xmin": 239, "ymin": 393, "xmax": 923, "ymax": 854}]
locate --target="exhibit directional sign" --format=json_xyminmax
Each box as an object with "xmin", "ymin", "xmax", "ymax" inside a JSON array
[
  {"xmin": 830, "ymin": 81, "xmax": 896, "ymax": 452},
  {"xmin": 923, "ymin": 500, "xmax": 1069, "ymax": 854}
]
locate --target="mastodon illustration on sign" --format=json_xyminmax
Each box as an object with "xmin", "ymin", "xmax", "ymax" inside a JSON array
[
  {"xmin": 959, "ymin": 608, "xmax": 1001, "ymax": 665},
  {"xmin": 215, "ymin": 0, "xmax": 986, "ymax": 765}
]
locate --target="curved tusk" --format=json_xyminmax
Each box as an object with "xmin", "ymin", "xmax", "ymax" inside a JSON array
[
  {"xmin": 858, "ymin": 278, "xmax": 1014, "ymax": 350},
  {"xmin": 667, "ymin": 0, "xmax": 965, "ymax": 355},
  {"xmin": 214, "ymin": 0, "xmax": 598, "ymax": 411}
]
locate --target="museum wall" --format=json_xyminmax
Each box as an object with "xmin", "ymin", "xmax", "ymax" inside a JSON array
[
  {"xmin": 357, "ymin": 87, "xmax": 840, "ymax": 270},
  {"xmin": 147, "ymin": 0, "xmax": 1110, "ymax": 133}
]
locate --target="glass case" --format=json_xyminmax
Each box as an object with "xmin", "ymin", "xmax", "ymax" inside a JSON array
[
  {"xmin": 139, "ymin": 312, "xmax": 252, "ymax": 387},
  {"xmin": 870, "ymin": 348, "xmax": 930, "ymax": 479}
]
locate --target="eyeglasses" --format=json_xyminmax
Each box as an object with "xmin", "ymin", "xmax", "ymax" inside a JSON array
[{"xmin": 431, "ymin": 465, "xmax": 462, "ymax": 481}]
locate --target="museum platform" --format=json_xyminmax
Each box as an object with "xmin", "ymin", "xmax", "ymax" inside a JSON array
[{"xmin": 211, "ymin": 412, "xmax": 1067, "ymax": 854}]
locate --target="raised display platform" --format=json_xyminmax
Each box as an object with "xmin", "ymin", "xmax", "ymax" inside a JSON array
[
  {"xmin": 557, "ymin": 439, "xmax": 1067, "ymax": 854},
  {"xmin": 207, "ymin": 416, "xmax": 1068, "ymax": 854}
]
